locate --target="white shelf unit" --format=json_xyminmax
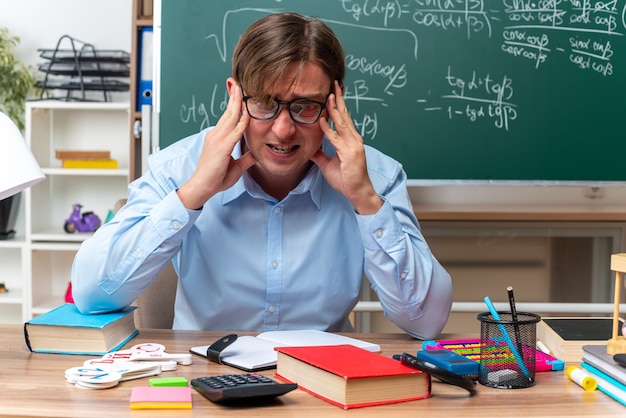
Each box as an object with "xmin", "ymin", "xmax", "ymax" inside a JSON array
[
  {"xmin": 0, "ymin": 239, "xmax": 27, "ymax": 321},
  {"xmin": 0, "ymin": 100, "xmax": 133, "ymax": 323}
]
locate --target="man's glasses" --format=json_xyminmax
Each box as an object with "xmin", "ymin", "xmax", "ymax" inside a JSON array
[{"xmin": 241, "ymin": 86, "xmax": 330, "ymax": 124}]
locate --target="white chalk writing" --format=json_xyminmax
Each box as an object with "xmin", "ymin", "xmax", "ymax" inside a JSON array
[{"xmin": 171, "ymin": 0, "xmax": 625, "ymax": 139}]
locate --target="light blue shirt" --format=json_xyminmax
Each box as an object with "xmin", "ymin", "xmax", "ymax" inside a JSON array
[{"xmin": 71, "ymin": 129, "xmax": 452, "ymax": 339}]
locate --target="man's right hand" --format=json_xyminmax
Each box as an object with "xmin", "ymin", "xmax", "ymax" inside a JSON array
[{"xmin": 177, "ymin": 79, "xmax": 257, "ymax": 210}]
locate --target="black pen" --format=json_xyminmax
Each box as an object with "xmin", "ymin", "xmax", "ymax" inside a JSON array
[{"xmin": 507, "ymin": 286, "xmax": 525, "ymax": 358}]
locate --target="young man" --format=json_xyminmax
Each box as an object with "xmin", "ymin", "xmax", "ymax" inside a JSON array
[{"xmin": 71, "ymin": 12, "xmax": 452, "ymax": 339}]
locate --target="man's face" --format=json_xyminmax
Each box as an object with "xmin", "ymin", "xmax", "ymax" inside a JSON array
[{"xmin": 241, "ymin": 62, "xmax": 332, "ymax": 184}]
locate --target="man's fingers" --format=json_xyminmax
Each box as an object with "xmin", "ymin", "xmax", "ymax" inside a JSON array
[
  {"xmin": 237, "ymin": 151, "xmax": 257, "ymax": 172},
  {"xmin": 310, "ymin": 149, "xmax": 331, "ymax": 169},
  {"xmin": 319, "ymin": 116, "xmax": 340, "ymax": 146}
]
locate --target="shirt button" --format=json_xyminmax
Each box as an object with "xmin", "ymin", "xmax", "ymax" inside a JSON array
[
  {"xmin": 271, "ymin": 260, "xmax": 278, "ymax": 269},
  {"xmin": 400, "ymin": 272, "xmax": 407, "ymax": 280},
  {"xmin": 172, "ymin": 221, "xmax": 180, "ymax": 230},
  {"xmin": 274, "ymin": 207, "xmax": 281, "ymax": 214},
  {"xmin": 375, "ymin": 228, "xmax": 383, "ymax": 238},
  {"xmin": 136, "ymin": 251, "xmax": 142, "ymax": 259},
  {"xmin": 267, "ymin": 305, "xmax": 276, "ymax": 313}
]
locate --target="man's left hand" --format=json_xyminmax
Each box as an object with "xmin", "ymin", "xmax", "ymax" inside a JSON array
[{"xmin": 311, "ymin": 80, "xmax": 383, "ymax": 215}]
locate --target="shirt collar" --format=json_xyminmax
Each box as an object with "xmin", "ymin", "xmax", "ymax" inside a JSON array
[{"xmin": 221, "ymin": 138, "xmax": 328, "ymax": 209}]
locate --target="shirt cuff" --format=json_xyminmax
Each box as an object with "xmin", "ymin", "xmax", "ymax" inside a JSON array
[
  {"xmin": 150, "ymin": 189, "xmax": 202, "ymax": 233},
  {"xmin": 356, "ymin": 198, "xmax": 403, "ymax": 251}
]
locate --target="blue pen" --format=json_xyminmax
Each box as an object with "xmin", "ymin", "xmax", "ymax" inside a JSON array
[{"xmin": 483, "ymin": 296, "xmax": 531, "ymax": 379}]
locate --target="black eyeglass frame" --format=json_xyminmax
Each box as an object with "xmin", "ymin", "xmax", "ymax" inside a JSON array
[{"xmin": 240, "ymin": 86, "xmax": 331, "ymax": 125}]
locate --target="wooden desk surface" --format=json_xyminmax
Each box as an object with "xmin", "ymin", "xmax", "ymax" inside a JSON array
[{"xmin": 1, "ymin": 325, "xmax": 623, "ymax": 417}]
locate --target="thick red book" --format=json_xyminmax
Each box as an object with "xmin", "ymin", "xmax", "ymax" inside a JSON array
[{"xmin": 275, "ymin": 344, "xmax": 430, "ymax": 409}]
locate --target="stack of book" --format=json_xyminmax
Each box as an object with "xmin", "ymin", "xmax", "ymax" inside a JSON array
[
  {"xmin": 537, "ymin": 317, "xmax": 623, "ymax": 362},
  {"xmin": 580, "ymin": 344, "xmax": 626, "ymax": 406},
  {"xmin": 56, "ymin": 149, "xmax": 118, "ymax": 169}
]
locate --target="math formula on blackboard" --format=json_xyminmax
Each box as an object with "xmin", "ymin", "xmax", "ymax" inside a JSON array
[{"xmin": 160, "ymin": 0, "xmax": 626, "ymax": 182}]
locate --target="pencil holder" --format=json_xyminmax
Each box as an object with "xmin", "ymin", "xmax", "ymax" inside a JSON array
[{"xmin": 477, "ymin": 311, "xmax": 541, "ymax": 389}]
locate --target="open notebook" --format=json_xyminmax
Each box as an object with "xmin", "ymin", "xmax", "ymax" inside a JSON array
[{"xmin": 190, "ymin": 330, "xmax": 381, "ymax": 372}]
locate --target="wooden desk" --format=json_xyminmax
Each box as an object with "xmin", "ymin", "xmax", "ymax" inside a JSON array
[{"xmin": 1, "ymin": 325, "xmax": 623, "ymax": 417}]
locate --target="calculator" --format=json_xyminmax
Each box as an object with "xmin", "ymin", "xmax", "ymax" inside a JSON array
[{"xmin": 191, "ymin": 373, "xmax": 297, "ymax": 403}]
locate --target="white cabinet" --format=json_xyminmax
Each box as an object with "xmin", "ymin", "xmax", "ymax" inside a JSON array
[
  {"xmin": 0, "ymin": 101, "xmax": 130, "ymax": 323},
  {"xmin": 0, "ymin": 240, "xmax": 27, "ymax": 321}
]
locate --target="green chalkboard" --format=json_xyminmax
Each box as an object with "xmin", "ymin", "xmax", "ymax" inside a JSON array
[{"xmin": 159, "ymin": 0, "xmax": 626, "ymax": 182}]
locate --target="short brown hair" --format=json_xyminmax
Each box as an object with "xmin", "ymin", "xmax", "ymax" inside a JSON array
[{"xmin": 232, "ymin": 12, "xmax": 345, "ymax": 97}]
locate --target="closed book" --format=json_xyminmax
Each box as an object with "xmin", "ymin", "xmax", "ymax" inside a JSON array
[
  {"xmin": 24, "ymin": 303, "xmax": 138, "ymax": 355},
  {"xmin": 275, "ymin": 344, "xmax": 430, "ymax": 409},
  {"xmin": 580, "ymin": 362, "xmax": 626, "ymax": 406},
  {"xmin": 130, "ymin": 386, "xmax": 192, "ymax": 409},
  {"xmin": 582, "ymin": 344, "xmax": 626, "ymax": 386},
  {"xmin": 536, "ymin": 317, "xmax": 623, "ymax": 362},
  {"xmin": 62, "ymin": 159, "xmax": 118, "ymax": 169},
  {"xmin": 55, "ymin": 150, "xmax": 111, "ymax": 160}
]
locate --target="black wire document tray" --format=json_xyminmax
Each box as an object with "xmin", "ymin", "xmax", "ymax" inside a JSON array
[
  {"xmin": 38, "ymin": 49, "xmax": 130, "ymax": 63},
  {"xmin": 38, "ymin": 62, "xmax": 130, "ymax": 78},
  {"xmin": 36, "ymin": 35, "xmax": 130, "ymax": 102},
  {"xmin": 36, "ymin": 79, "xmax": 129, "ymax": 92}
]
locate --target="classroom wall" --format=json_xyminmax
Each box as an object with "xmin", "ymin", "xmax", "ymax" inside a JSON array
[
  {"xmin": 5, "ymin": 0, "xmax": 626, "ymax": 206},
  {"xmin": 0, "ymin": 0, "xmax": 131, "ymax": 101},
  {"xmin": 4, "ymin": 0, "xmax": 625, "ymax": 336}
]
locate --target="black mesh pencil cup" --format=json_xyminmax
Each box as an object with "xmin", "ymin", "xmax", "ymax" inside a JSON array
[{"xmin": 477, "ymin": 311, "xmax": 541, "ymax": 389}]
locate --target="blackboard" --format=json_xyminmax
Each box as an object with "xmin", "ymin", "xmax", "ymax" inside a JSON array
[{"xmin": 159, "ymin": 0, "xmax": 626, "ymax": 183}]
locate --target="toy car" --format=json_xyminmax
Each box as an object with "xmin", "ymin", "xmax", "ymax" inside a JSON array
[{"xmin": 64, "ymin": 203, "xmax": 101, "ymax": 233}]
